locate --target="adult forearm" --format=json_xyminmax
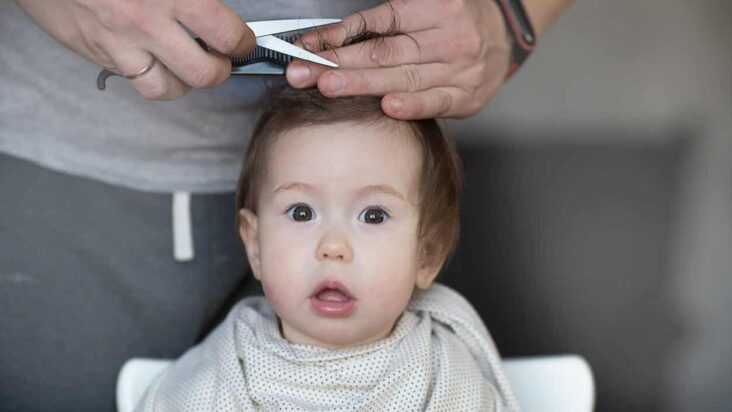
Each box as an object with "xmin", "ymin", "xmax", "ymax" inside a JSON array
[{"xmin": 523, "ymin": 0, "xmax": 574, "ymax": 37}]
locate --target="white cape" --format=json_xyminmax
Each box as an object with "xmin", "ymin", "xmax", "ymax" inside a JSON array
[{"xmin": 137, "ymin": 283, "xmax": 521, "ymax": 411}]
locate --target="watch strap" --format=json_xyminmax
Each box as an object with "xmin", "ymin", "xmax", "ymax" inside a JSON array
[{"xmin": 495, "ymin": 0, "xmax": 536, "ymax": 78}]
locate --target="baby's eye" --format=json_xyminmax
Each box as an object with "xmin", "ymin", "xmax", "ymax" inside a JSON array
[
  {"xmin": 287, "ymin": 204, "xmax": 315, "ymax": 222},
  {"xmin": 358, "ymin": 207, "xmax": 390, "ymax": 224}
]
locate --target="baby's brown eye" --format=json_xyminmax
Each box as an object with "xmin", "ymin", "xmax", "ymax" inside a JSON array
[
  {"xmin": 359, "ymin": 207, "xmax": 389, "ymax": 224},
  {"xmin": 288, "ymin": 204, "xmax": 314, "ymax": 222}
]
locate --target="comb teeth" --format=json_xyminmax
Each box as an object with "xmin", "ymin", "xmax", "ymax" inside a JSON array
[{"xmin": 231, "ymin": 34, "xmax": 300, "ymax": 67}]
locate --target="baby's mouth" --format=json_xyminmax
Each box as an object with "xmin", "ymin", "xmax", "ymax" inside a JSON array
[
  {"xmin": 309, "ymin": 280, "xmax": 356, "ymax": 317},
  {"xmin": 316, "ymin": 289, "xmax": 351, "ymax": 302}
]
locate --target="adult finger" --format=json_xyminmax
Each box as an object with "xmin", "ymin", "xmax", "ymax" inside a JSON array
[
  {"xmin": 147, "ymin": 21, "xmax": 233, "ymax": 88},
  {"xmin": 285, "ymin": 33, "xmax": 426, "ymax": 88},
  {"xmin": 381, "ymin": 87, "xmax": 476, "ymax": 120},
  {"xmin": 315, "ymin": 63, "xmax": 451, "ymax": 98},
  {"xmin": 288, "ymin": 30, "xmax": 458, "ymax": 88},
  {"xmin": 109, "ymin": 45, "xmax": 191, "ymax": 100},
  {"xmin": 174, "ymin": 0, "xmax": 255, "ymax": 56},
  {"xmin": 128, "ymin": 61, "xmax": 192, "ymax": 100},
  {"xmin": 298, "ymin": 0, "xmax": 437, "ymax": 52}
]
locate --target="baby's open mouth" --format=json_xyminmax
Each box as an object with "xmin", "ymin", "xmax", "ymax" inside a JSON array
[{"xmin": 309, "ymin": 280, "xmax": 356, "ymax": 317}]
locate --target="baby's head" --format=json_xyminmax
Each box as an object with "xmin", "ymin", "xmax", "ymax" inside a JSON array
[{"xmin": 236, "ymin": 87, "xmax": 461, "ymax": 348}]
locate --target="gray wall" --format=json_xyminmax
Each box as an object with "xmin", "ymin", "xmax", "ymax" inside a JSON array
[
  {"xmin": 441, "ymin": 1, "xmax": 732, "ymax": 411},
  {"xmin": 446, "ymin": 136, "xmax": 683, "ymax": 411}
]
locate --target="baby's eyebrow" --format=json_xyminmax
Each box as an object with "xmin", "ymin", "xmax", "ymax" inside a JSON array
[
  {"xmin": 273, "ymin": 182, "xmax": 317, "ymax": 195},
  {"xmin": 356, "ymin": 185, "xmax": 406, "ymax": 202},
  {"xmin": 273, "ymin": 182, "xmax": 406, "ymax": 202}
]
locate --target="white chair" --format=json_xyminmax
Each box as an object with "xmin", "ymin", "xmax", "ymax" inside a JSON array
[
  {"xmin": 117, "ymin": 355, "xmax": 594, "ymax": 412},
  {"xmin": 502, "ymin": 355, "xmax": 595, "ymax": 412},
  {"xmin": 116, "ymin": 358, "xmax": 171, "ymax": 412}
]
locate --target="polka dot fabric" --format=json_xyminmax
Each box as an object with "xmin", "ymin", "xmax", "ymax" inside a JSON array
[{"xmin": 136, "ymin": 284, "xmax": 521, "ymax": 411}]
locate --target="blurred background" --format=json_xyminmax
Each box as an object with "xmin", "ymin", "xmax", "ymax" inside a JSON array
[{"xmin": 441, "ymin": 0, "xmax": 732, "ymax": 410}]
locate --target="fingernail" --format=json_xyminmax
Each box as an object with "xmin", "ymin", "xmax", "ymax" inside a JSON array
[
  {"xmin": 287, "ymin": 65, "xmax": 311, "ymax": 86},
  {"xmin": 327, "ymin": 73, "xmax": 345, "ymax": 92},
  {"xmin": 390, "ymin": 97, "xmax": 404, "ymax": 112}
]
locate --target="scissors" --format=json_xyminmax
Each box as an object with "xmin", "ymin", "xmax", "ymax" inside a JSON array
[{"xmin": 97, "ymin": 18, "xmax": 341, "ymax": 90}]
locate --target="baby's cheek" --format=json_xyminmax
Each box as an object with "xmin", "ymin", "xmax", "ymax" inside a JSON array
[
  {"xmin": 261, "ymin": 279, "xmax": 286, "ymax": 312},
  {"xmin": 259, "ymin": 258, "xmax": 302, "ymax": 310},
  {"xmin": 366, "ymin": 273, "xmax": 414, "ymax": 312},
  {"xmin": 265, "ymin": 227, "xmax": 312, "ymax": 264}
]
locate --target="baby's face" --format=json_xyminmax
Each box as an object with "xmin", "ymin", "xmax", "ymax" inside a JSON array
[{"xmin": 239, "ymin": 120, "xmax": 438, "ymax": 348}]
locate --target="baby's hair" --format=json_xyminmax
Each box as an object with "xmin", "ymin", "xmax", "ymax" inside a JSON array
[{"xmin": 236, "ymin": 88, "xmax": 462, "ymax": 271}]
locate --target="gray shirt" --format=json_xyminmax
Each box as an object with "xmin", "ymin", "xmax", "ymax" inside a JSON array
[{"xmin": 0, "ymin": 0, "xmax": 381, "ymax": 193}]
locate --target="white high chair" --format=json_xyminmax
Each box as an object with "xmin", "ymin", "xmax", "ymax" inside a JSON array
[{"xmin": 116, "ymin": 354, "xmax": 594, "ymax": 411}]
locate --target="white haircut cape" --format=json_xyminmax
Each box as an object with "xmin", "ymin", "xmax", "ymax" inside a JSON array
[{"xmin": 136, "ymin": 283, "xmax": 521, "ymax": 411}]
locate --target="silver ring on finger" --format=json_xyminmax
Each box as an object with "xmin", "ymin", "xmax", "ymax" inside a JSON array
[
  {"xmin": 124, "ymin": 56, "xmax": 157, "ymax": 79},
  {"xmin": 96, "ymin": 56, "xmax": 157, "ymax": 91}
]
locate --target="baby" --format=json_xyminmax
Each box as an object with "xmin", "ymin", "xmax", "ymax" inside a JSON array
[{"xmin": 137, "ymin": 88, "xmax": 520, "ymax": 411}]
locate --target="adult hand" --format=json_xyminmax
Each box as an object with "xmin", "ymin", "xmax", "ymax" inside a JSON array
[
  {"xmin": 286, "ymin": 0, "xmax": 511, "ymax": 120},
  {"xmin": 15, "ymin": 0, "xmax": 256, "ymax": 100}
]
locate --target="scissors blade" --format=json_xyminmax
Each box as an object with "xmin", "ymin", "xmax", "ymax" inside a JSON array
[
  {"xmin": 256, "ymin": 35, "xmax": 338, "ymax": 67},
  {"xmin": 247, "ymin": 19, "xmax": 341, "ymax": 37}
]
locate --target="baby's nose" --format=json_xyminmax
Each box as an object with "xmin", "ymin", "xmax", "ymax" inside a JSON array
[{"xmin": 316, "ymin": 230, "xmax": 353, "ymax": 262}]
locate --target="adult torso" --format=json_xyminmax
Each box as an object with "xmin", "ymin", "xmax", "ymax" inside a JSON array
[{"xmin": 0, "ymin": 0, "xmax": 381, "ymax": 193}]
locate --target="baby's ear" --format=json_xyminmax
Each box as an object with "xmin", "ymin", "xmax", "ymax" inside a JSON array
[
  {"xmin": 415, "ymin": 242, "xmax": 446, "ymax": 290},
  {"xmin": 238, "ymin": 209, "xmax": 261, "ymax": 281}
]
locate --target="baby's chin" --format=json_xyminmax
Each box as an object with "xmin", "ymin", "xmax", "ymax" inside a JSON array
[{"xmin": 280, "ymin": 318, "xmax": 396, "ymax": 350}]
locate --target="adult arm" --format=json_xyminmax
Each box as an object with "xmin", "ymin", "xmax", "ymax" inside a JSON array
[
  {"xmin": 286, "ymin": 0, "xmax": 573, "ymax": 120},
  {"xmin": 14, "ymin": 0, "xmax": 256, "ymax": 100}
]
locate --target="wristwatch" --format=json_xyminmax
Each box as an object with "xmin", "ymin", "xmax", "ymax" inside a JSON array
[{"xmin": 494, "ymin": 0, "xmax": 536, "ymax": 78}]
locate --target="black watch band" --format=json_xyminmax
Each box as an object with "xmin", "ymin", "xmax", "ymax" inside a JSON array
[{"xmin": 494, "ymin": 0, "xmax": 536, "ymax": 78}]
